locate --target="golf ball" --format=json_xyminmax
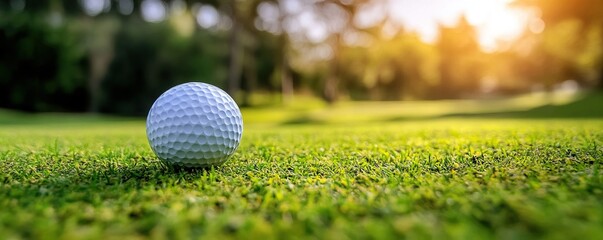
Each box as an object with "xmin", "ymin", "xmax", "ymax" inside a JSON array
[{"xmin": 146, "ymin": 82, "xmax": 243, "ymax": 168}]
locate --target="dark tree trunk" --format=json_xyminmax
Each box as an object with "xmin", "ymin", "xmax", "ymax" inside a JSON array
[
  {"xmin": 280, "ymin": 35, "xmax": 293, "ymax": 103},
  {"xmin": 88, "ymin": 50, "xmax": 113, "ymax": 112},
  {"xmin": 323, "ymin": 35, "xmax": 340, "ymax": 103},
  {"xmin": 226, "ymin": 3, "xmax": 242, "ymax": 98},
  {"xmin": 86, "ymin": 17, "xmax": 116, "ymax": 112},
  {"xmin": 242, "ymin": 53, "xmax": 257, "ymax": 107}
]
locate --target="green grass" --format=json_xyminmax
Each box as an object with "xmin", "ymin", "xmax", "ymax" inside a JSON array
[{"xmin": 1, "ymin": 93, "xmax": 603, "ymax": 239}]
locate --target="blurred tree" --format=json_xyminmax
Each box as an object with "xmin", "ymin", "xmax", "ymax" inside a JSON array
[
  {"xmin": 274, "ymin": 1, "xmax": 294, "ymax": 103},
  {"xmin": 251, "ymin": 30, "xmax": 286, "ymax": 95},
  {"xmin": 515, "ymin": 0, "xmax": 603, "ymax": 89},
  {"xmin": 338, "ymin": 28, "xmax": 439, "ymax": 101},
  {"xmin": 540, "ymin": 20, "xmax": 603, "ymax": 88},
  {"xmin": 221, "ymin": 0, "xmax": 270, "ymax": 105},
  {"xmin": 73, "ymin": 16, "xmax": 119, "ymax": 112},
  {"xmin": 435, "ymin": 16, "xmax": 484, "ymax": 98},
  {"xmin": 478, "ymin": 44, "xmax": 532, "ymax": 95},
  {"xmin": 295, "ymin": 0, "xmax": 374, "ymax": 103},
  {"xmin": 251, "ymin": 0, "xmax": 298, "ymax": 103},
  {"xmin": 0, "ymin": 11, "xmax": 88, "ymax": 112},
  {"xmin": 317, "ymin": 1, "xmax": 354, "ymax": 103},
  {"xmin": 221, "ymin": 0, "xmax": 244, "ymax": 97},
  {"xmin": 11, "ymin": 0, "xmax": 600, "ymax": 115},
  {"xmin": 515, "ymin": 0, "xmax": 603, "ymax": 23},
  {"xmin": 100, "ymin": 18, "xmax": 229, "ymax": 115}
]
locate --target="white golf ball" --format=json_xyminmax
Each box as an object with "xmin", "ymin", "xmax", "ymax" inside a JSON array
[{"xmin": 146, "ymin": 82, "xmax": 243, "ymax": 168}]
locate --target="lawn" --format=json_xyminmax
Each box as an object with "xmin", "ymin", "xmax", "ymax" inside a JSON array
[{"xmin": 1, "ymin": 93, "xmax": 602, "ymax": 239}]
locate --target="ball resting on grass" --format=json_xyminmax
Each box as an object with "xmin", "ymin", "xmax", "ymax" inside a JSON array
[{"xmin": 146, "ymin": 82, "xmax": 243, "ymax": 168}]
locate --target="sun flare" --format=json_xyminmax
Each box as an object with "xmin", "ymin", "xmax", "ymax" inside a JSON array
[
  {"xmin": 388, "ymin": 0, "xmax": 535, "ymax": 51},
  {"xmin": 462, "ymin": 0, "xmax": 532, "ymax": 51}
]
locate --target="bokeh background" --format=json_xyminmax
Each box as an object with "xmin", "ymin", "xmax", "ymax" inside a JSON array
[{"xmin": 1, "ymin": 0, "xmax": 602, "ymax": 117}]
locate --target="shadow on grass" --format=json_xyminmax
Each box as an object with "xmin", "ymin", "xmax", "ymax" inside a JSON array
[
  {"xmin": 440, "ymin": 94, "xmax": 603, "ymax": 119},
  {"xmin": 0, "ymin": 158, "xmax": 237, "ymax": 237},
  {"xmin": 386, "ymin": 93, "xmax": 603, "ymax": 122},
  {"xmin": 281, "ymin": 115, "xmax": 326, "ymax": 125},
  {"xmin": 2, "ymin": 159, "xmax": 227, "ymax": 208}
]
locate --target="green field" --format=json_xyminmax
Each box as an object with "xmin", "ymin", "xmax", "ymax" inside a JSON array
[{"xmin": 1, "ymin": 93, "xmax": 602, "ymax": 239}]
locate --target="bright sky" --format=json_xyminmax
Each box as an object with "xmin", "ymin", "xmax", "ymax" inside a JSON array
[{"xmin": 387, "ymin": 0, "xmax": 536, "ymax": 51}]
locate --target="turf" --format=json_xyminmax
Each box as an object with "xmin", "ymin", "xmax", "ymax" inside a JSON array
[{"xmin": 1, "ymin": 94, "xmax": 603, "ymax": 239}]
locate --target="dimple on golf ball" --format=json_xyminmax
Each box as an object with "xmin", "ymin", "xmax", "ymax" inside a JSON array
[{"xmin": 146, "ymin": 82, "xmax": 243, "ymax": 168}]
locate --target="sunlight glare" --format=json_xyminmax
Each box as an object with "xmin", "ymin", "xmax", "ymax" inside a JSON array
[{"xmin": 388, "ymin": 0, "xmax": 535, "ymax": 51}]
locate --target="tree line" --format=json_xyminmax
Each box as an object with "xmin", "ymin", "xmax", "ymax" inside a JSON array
[{"xmin": 0, "ymin": 0, "xmax": 601, "ymax": 115}]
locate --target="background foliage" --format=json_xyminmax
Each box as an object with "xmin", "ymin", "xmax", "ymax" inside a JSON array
[{"xmin": 0, "ymin": 0, "xmax": 601, "ymax": 115}]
